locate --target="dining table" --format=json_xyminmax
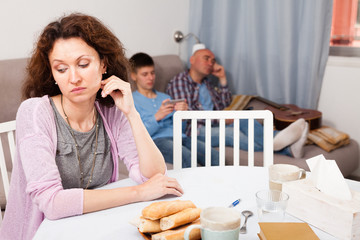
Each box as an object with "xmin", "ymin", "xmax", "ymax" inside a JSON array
[{"xmin": 33, "ymin": 166, "xmax": 360, "ymax": 240}]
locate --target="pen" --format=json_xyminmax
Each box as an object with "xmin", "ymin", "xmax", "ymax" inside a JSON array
[{"xmin": 228, "ymin": 198, "xmax": 241, "ymax": 208}]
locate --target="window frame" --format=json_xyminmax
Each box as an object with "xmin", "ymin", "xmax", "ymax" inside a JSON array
[
  {"xmin": 330, "ymin": 46, "xmax": 360, "ymax": 57},
  {"xmin": 330, "ymin": 0, "xmax": 360, "ymax": 57}
]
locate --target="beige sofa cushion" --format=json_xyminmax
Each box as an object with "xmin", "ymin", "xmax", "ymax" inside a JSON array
[
  {"xmin": 153, "ymin": 54, "xmax": 185, "ymax": 92},
  {"xmin": 0, "ymin": 58, "xmax": 27, "ymax": 123}
]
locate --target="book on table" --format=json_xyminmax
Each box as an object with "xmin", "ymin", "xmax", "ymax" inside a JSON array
[{"xmin": 257, "ymin": 222, "xmax": 319, "ymax": 240}]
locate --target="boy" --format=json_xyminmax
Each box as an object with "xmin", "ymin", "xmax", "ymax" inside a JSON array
[{"xmin": 130, "ymin": 52, "xmax": 219, "ymax": 167}]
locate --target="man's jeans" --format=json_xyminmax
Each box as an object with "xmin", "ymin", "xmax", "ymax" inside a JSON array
[
  {"xmin": 154, "ymin": 137, "xmax": 220, "ymax": 168},
  {"xmin": 198, "ymin": 119, "xmax": 291, "ymax": 156}
]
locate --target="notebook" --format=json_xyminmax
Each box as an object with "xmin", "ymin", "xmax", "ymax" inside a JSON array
[{"xmin": 258, "ymin": 222, "xmax": 319, "ymax": 240}]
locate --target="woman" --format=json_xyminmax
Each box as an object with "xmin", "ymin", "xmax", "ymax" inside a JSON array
[{"xmin": 0, "ymin": 13, "xmax": 183, "ymax": 239}]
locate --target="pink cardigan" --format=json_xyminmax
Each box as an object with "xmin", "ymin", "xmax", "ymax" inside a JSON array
[{"xmin": 0, "ymin": 96, "xmax": 148, "ymax": 240}]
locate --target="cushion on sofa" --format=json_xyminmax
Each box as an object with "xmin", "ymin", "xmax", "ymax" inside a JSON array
[
  {"xmin": 0, "ymin": 58, "xmax": 27, "ymax": 123},
  {"xmin": 153, "ymin": 54, "xmax": 185, "ymax": 92}
]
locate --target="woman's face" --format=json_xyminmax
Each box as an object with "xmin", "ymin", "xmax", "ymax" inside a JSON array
[{"xmin": 49, "ymin": 37, "xmax": 106, "ymax": 103}]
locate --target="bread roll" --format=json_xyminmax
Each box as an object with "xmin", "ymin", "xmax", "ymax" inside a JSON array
[
  {"xmin": 142, "ymin": 200, "xmax": 196, "ymax": 220},
  {"xmin": 160, "ymin": 208, "xmax": 201, "ymax": 231},
  {"xmin": 139, "ymin": 216, "xmax": 161, "ymax": 233},
  {"xmin": 151, "ymin": 219, "xmax": 201, "ymax": 240}
]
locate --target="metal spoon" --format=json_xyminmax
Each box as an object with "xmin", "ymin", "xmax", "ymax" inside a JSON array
[{"xmin": 239, "ymin": 210, "xmax": 253, "ymax": 234}]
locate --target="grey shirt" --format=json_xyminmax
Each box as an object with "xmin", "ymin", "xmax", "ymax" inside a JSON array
[{"xmin": 50, "ymin": 98, "xmax": 113, "ymax": 189}]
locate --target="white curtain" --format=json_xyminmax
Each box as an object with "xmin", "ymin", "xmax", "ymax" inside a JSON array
[{"xmin": 188, "ymin": 0, "xmax": 333, "ymax": 109}]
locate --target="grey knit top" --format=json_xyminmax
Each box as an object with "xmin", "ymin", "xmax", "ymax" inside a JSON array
[{"xmin": 50, "ymin": 98, "xmax": 113, "ymax": 189}]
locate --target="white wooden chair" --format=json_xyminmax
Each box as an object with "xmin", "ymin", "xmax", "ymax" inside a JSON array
[
  {"xmin": 0, "ymin": 120, "xmax": 16, "ymax": 223},
  {"xmin": 173, "ymin": 110, "xmax": 274, "ymax": 170}
]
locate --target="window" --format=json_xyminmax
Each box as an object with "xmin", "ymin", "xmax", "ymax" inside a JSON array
[{"xmin": 330, "ymin": 0, "xmax": 360, "ymax": 56}]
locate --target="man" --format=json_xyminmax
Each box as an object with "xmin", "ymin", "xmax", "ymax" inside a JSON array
[
  {"xmin": 129, "ymin": 52, "xmax": 219, "ymax": 167},
  {"xmin": 166, "ymin": 47, "xmax": 308, "ymax": 158}
]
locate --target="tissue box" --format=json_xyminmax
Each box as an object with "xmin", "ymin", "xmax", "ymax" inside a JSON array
[{"xmin": 282, "ymin": 179, "xmax": 360, "ymax": 240}]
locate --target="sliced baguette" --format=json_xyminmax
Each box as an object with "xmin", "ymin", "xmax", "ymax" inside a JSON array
[
  {"xmin": 151, "ymin": 219, "xmax": 201, "ymax": 240},
  {"xmin": 139, "ymin": 216, "xmax": 161, "ymax": 233},
  {"xmin": 160, "ymin": 208, "xmax": 201, "ymax": 231},
  {"xmin": 142, "ymin": 200, "xmax": 196, "ymax": 220}
]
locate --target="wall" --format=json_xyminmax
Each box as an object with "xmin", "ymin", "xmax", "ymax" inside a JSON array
[
  {"xmin": 0, "ymin": 0, "xmax": 190, "ymax": 60},
  {"xmin": 318, "ymin": 56, "xmax": 360, "ymax": 178}
]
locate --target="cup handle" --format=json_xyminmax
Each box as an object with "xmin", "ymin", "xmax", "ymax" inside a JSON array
[
  {"xmin": 299, "ymin": 168, "xmax": 306, "ymax": 179},
  {"xmin": 184, "ymin": 224, "xmax": 202, "ymax": 240}
]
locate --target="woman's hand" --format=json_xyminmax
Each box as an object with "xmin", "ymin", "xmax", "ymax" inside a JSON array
[
  {"xmin": 101, "ymin": 76, "xmax": 135, "ymax": 115},
  {"xmin": 136, "ymin": 173, "xmax": 184, "ymax": 201}
]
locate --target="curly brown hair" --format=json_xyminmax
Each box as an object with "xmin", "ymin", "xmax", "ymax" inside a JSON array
[{"xmin": 22, "ymin": 13, "xmax": 129, "ymax": 107}]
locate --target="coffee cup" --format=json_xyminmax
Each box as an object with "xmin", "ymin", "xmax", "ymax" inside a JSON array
[
  {"xmin": 184, "ymin": 207, "xmax": 241, "ymax": 240},
  {"xmin": 268, "ymin": 164, "xmax": 306, "ymax": 191}
]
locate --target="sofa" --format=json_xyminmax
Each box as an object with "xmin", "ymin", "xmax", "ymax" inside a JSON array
[
  {"xmin": 148, "ymin": 55, "xmax": 360, "ymax": 177},
  {"xmin": 0, "ymin": 55, "xmax": 359, "ymax": 185}
]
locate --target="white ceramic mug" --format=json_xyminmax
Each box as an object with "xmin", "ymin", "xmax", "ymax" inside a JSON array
[
  {"xmin": 268, "ymin": 164, "xmax": 306, "ymax": 191},
  {"xmin": 184, "ymin": 207, "xmax": 241, "ymax": 240}
]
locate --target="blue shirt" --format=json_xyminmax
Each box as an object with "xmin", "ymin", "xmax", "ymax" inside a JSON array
[
  {"xmin": 133, "ymin": 90, "xmax": 179, "ymax": 140},
  {"xmin": 199, "ymin": 82, "xmax": 214, "ymax": 110}
]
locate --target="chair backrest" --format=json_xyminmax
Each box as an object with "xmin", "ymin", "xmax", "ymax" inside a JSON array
[
  {"xmin": 0, "ymin": 120, "xmax": 16, "ymax": 203},
  {"xmin": 173, "ymin": 110, "xmax": 274, "ymax": 170}
]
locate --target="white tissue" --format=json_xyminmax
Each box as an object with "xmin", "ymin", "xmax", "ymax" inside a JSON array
[{"xmin": 306, "ymin": 154, "xmax": 352, "ymax": 200}]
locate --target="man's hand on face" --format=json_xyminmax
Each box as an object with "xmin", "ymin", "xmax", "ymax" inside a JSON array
[{"xmin": 212, "ymin": 63, "xmax": 227, "ymax": 86}]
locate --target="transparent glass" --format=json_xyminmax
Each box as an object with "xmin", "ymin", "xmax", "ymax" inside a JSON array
[{"xmin": 256, "ymin": 190, "xmax": 289, "ymax": 222}]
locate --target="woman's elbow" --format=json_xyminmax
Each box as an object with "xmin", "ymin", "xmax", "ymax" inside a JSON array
[
  {"xmin": 41, "ymin": 204, "xmax": 66, "ymax": 220},
  {"xmin": 36, "ymin": 189, "xmax": 83, "ymax": 220}
]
